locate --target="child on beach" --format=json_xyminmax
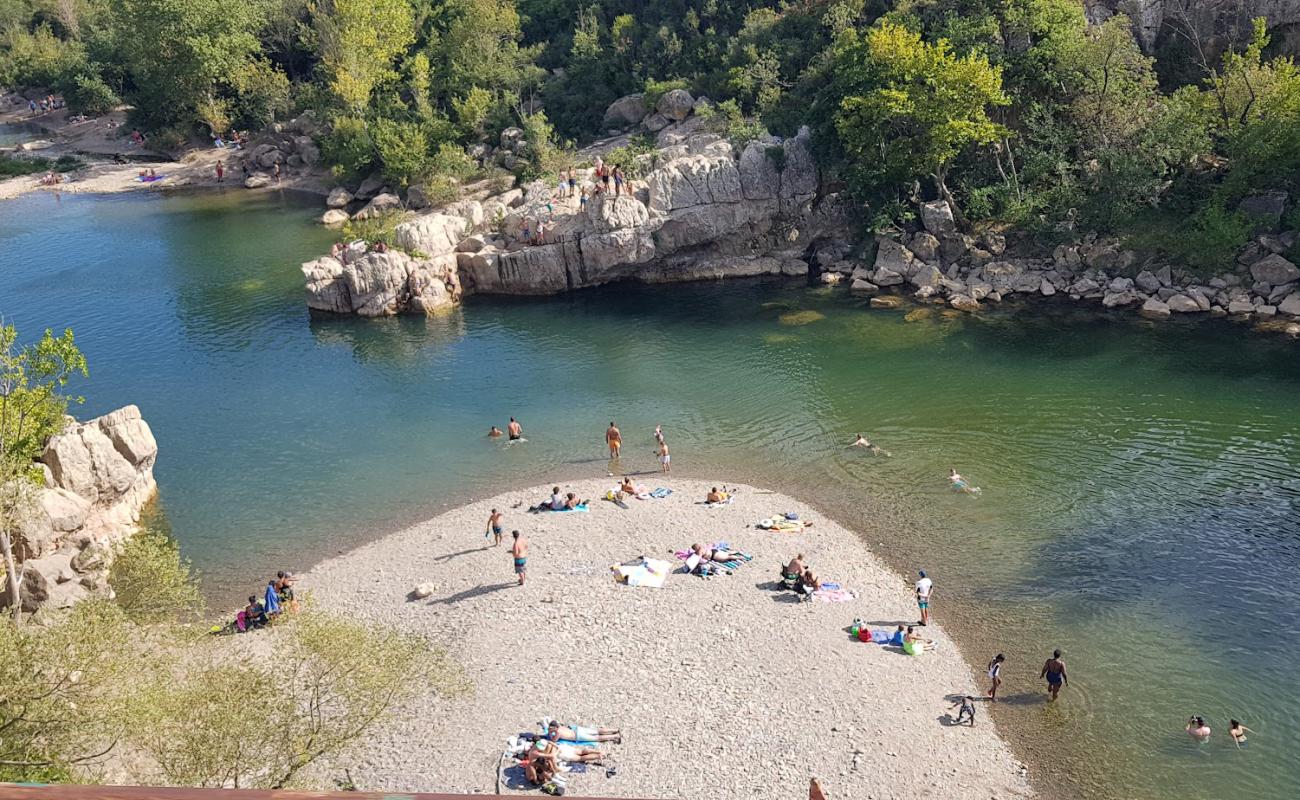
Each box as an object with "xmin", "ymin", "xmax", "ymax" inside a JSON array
[{"xmin": 952, "ymin": 696, "xmax": 976, "ymax": 726}]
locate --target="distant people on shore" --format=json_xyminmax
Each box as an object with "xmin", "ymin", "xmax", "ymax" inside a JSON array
[
  {"xmin": 916, "ymin": 570, "xmax": 932, "ymax": 626},
  {"xmin": 511, "ymin": 530, "xmax": 528, "ymax": 585},
  {"xmin": 987, "ymin": 653, "xmax": 1005, "ymax": 701},
  {"xmin": 657, "ymin": 439, "xmax": 671, "ymax": 472},
  {"xmin": 215, "ymin": 160, "xmax": 224, "ymax": 182},
  {"xmin": 903, "ymin": 625, "xmax": 935, "ymax": 654},
  {"xmin": 1040, "ymin": 649, "xmax": 1068, "ymax": 701}
]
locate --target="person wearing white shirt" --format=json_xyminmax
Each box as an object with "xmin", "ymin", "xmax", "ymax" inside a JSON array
[{"xmin": 916, "ymin": 569, "xmax": 933, "ymax": 626}]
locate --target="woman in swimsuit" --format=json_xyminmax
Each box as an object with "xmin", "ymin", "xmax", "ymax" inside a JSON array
[
  {"xmin": 1040, "ymin": 649, "xmax": 1068, "ymax": 700},
  {"xmin": 1229, "ymin": 719, "xmax": 1252, "ymax": 748}
]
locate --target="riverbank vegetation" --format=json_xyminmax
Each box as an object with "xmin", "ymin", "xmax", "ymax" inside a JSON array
[
  {"xmin": 0, "ymin": 323, "xmax": 465, "ymax": 785},
  {"xmin": 2, "ymin": 1, "xmax": 1297, "ymax": 263}
]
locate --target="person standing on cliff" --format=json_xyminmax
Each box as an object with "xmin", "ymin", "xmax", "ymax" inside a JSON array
[
  {"xmin": 916, "ymin": 569, "xmax": 933, "ymax": 626},
  {"xmin": 606, "ymin": 421, "xmax": 622, "ymax": 460},
  {"xmin": 511, "ymin": 530, "xmax": 529, "ymax": 586},
  {"xmin": 508, "ymin": 417, "xmax": 523, "ymax": 441},
  {"xmin": 486, "ymin": 509, "xmax": 504, "ymax": 546}
]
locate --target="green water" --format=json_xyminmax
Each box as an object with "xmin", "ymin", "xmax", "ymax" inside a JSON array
[{"xmin": 3, "ymin": 190, "xmax": 1299, "ymax": 799}]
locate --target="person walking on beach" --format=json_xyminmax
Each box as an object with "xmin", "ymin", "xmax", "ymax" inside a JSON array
[
  {"xmin": 511, "ymin": 530, "xmax": 528, "ymax": 585},
  {"xmin": 508, "ymin": 417, "xmax": 523, "ymax": 441},
  {"xmin": 657, "ymin": 440, "xmax": 671, "ymax": 473},
  {"xmin": 486, "ymin": 509, "xmax": 504, "ymax": 546},
  {"xmin": 916, "ymin": 569, "xmax": 933, "ymax": 626},
  {"xmin": 987, "ymin": 653, "xmax": 1005, "ymax": 701},
  {"xmin": 606, "ymin": 421, "xmax": 622, "ymax": 459},
  {"xmin": 1040, "ymin": 649, "xmax": 1068, "ymax": 701}
]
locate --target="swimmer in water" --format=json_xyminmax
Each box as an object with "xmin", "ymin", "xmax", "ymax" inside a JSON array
[
  {"xmin": 1040, "ymin": 649, "xmax": 1068, "ymax": 701},
  {"xmin": 848, "ymin": 433, "xmax": 891, "ymax": 456},
  {"xmin": 1229, "ymin": 719, "xmax": 1252, "ymax": 748},
  {"xmin": 489, "ymin": 426, "xmax": 503, "ymax": 438},
  {"xmin": 949, "ymin": 468, "xmax": 980, "ymax": 494},
  {"xmin": 507, "ymin": 417, "xmax": 524, "ymax": 441},
  {"xmin": 1186, "ymin": 716, "xmax": 1211, "ymax": 740}
]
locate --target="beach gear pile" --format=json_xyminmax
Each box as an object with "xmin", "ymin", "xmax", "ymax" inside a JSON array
[{"xmin": 611, "ymin": 557, "xmax": 671, "ymax": 588}]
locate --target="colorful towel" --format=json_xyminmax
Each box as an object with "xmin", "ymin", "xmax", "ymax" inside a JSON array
[
  {"xmin": 648, "ymin": 487, "xmax": 672, "ymax": 499},
  {"xmin": 263, "ymin": 581, "xmax": 281, "ymax": 614},
  {"xmin": 812, "ymin": 588, "xmax": 856, "ymax": 603},
  {"xmin": 613, "ymin": 558, "xmax": 671, "ymax": 588}
]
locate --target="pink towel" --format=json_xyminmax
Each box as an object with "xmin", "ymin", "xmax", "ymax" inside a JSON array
[{"xmin": 812, "ymin": 589, "xmax": 856, "ymax": 603}]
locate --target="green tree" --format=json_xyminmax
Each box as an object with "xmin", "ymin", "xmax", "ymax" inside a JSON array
[
  {"xmin": 0, "ymin": 326, "xmax": 87, "ymax": 622},
  {"xmin": 230, "ymin": 56, "xmax": 292, "ymax": 130},
  {"xmin": 108, "ymin": 508, "xmax": 204, "ymax": 623},
  {"xmin": 371, "ymin": 117, "xmax": 433, "ymax": 187},
  {"xmin": 828, "ymin": 20, "xmax": 1010, "ymax": 222},
  {"xmin": 314, "ymin": 0, "xmax": 416, "ymax": 112},
  {"xmin": 428, "ymin": 0, "xmax": 544, "ymax": 111},
  {"xmin": 112, "ymin": 0, "xmax": 260, "ymax": 131}
]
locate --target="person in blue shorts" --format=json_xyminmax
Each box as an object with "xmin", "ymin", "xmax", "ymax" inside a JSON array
[{"xmin": 1040, "ymin": 649, "xmax": 1068, "ymax": 701}]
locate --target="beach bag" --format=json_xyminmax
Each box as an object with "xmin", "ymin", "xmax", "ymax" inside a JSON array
[{"xmin": 784, "ymin": 512, "xmax": 799, "ymax": 521}]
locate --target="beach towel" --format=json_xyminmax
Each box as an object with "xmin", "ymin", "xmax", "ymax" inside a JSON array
[
  {"xmin": 812, "ymin": 588, "xmax": 856, "ymax": 603},
  {"xmin": 263, "ymin": 582, "xmax": 281, "ymax": 614},
  {"xmin": 613, "ymin": 558, "xmax": 670, "ymax": 588},
  {"xmin": 700, "ymin": 496, "xmax": 734, "ymax": 506},
  {"xmin": 136, "ymin": 174, "xmax": 165, "ymax": 182},
  {"xmin": 648, "ymin": 487, "xmax": 672, "ymax": 499}
]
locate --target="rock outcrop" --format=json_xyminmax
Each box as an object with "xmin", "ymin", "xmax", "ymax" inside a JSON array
[
  {"xmin": 8, "ymin": 406, "xmax": 158, "ymax": 612},
  {"xmin": 304, "ymin": 125, "xmax": 848, "ymax": 312}
]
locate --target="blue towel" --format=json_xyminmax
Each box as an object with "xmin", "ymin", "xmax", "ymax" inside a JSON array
[
  {"xmin": 264, "ymin": 582, "xmax": 281, "ymax": 615},
  {"xmin": 649, "ymin": 487, "xmax": 672, "ymax": 498}
]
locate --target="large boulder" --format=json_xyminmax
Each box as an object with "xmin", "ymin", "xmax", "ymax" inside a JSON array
[
  {"xmin": 342, "ymin": 252, "xmax": 414, "ymax": 316},
  {"xmin": 656, "ymin": 89, "xmax": 695, "ymax": 122},
  {"xmin": 642, "ymin": 113, "xmax": 671, "ymax": 133},
  {"xmin": 394, "ymin": 214, "xmax": 469, "ymax": 255},
  {"xmin": 352, "ymin": 192, "xmax": 402, "ymax": 220},
  {"xmin": 302, "ymin": 256, "xmax": 350, "ymax": 313},
  {"xmin": 909, "ymin": 263, "xmax": 943, "ymax": 289},
  {"xmin": 909, "ymin": 232, "xmax": 940, "ymax": 263},
  {"xmin": 1278, "ymin": 292, "xmax": 1300, "ymax": 316},
  {"xmin": 1250, "ymin": 254, "xmax": 1300, "ymax": 286},
  {"xmin": 919, "ymin": 201, "xmax": 956, "ymax": 236},
  {"xmin": 321, "ymin": 209, "xmax": 349, "ymax": 226},
  {"xmin": 1140, "ymin": 297, "xmax": 1171, "ymax": 318},
  {"xmin": 587, "ymin": 193, "xmax": 650, "ymax": 232},
  {"xmin": 646, "ymin": 155, "xmax": 742, "ymax": 214},
  {"xmin": 354, "ymin": 173, "xmax": 385, "ymax": 201},
  {"xmin": 738, "ymin": 141, "xmax": 782, "ymax": 201},
  {"xmin": 604, "ymin": 94, "xmax": 648, "ymax": 127},
  {"xmin": 1167, "ymin": 294, "xmax": 1201, "ymax": 313},
  {"xmin": 326, "ymin": 187, "xmax": 354, "ymax": 208}
]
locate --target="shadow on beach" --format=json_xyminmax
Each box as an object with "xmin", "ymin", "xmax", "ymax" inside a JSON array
[{"xmin": 428, "ymin": 581, "xmax": 517, "ymax": 605}]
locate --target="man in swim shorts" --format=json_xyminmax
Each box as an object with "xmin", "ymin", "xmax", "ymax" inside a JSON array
[
  {"xmin": 508, "ymin": 417, "xmax": 523, "ymax": 440},
  {"xmin": 606, "ymin": 421, "xmax": 622, "ymax": 459},
  {"xmin": 547, "ymin": 720, "xmax": 621, "ymax": 743},
  {"xmin": 1040, "ymin": 649, "xmax": 1068, "ymax": 700},
  {"xmin": 658, "ymin": 440, "xmax": 671, "ymax": 472},
  {"xmin": 916, "ymin": 569, "xmax": 933, "ymax": 626},
  {"xmin": 511, "ymin": 530, "xmax": 528, "ymax": 586},
  {"xmin": 486, "ymin": 509, "xmax": 504, "ymax": 546}
]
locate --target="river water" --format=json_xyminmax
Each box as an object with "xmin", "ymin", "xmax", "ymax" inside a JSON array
[{"xmin": 2, "ymin": 190, "xmax": 1298, "ymax": 799}]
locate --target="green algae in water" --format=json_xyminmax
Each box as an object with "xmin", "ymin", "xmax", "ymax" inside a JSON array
[
  {"xmin": 763, "ymin": 333, "xmax": 799, "ymax": 344},
  {"xmin": 778, "ymin": 309, "xmax": 826, "ymax": 326}
]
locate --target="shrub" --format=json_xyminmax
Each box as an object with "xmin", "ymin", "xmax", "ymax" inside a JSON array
[
  {"xmin": 321, "ymin": 115, "xmax": 376, "ymax": 180},
  {"xmin": 430, "ymin": 141, "xmax": 476, "ymax": 181},
  {"xmin": 697, "ymin": 99, "xmax": 766, "ymax": 149},
  {"xmin": 371, "ymin": 118, "xmax": 432, "ymax": 188},
  {"xmin": 230, "ymin": 57, "xmax": 291, "ymax": 130},
  {"xmin": 64, "ymin": 73, "xmax": 118, "ymax": 116},
  {"xmin": 341, "ymin": 210, "xmax": 405, "ymax": 247},
  {"xmin": 109, "ymin": 505, "xmax": 203, "ymax": 623}
]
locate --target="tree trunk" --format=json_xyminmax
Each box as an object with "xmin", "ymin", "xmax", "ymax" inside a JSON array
[
  {"xmin": 932, "ymin": 171, "xmax": 971, "ymax": 231},
  {"xmin": 1, "ymin": 532, "xmax": 22, "ymax": 625}
]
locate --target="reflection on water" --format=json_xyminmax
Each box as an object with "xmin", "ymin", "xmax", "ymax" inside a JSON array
[{"xmin": 3, "ymin": 190, "xmax": 1300, "ymax": 799}]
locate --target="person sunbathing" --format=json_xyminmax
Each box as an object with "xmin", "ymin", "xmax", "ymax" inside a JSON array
[
  {"xmin": 705, "ymin": 486, "xmax": 730, "ymax": 503},
  {"xmin": 534, "ymin": 738, "xmax": 605, "ymax": 765},
  {"xmin": 691, "ymin": 543, "xmax": 744, "ymax": 563},
  {"xmin": 564, "ymin": 492, "xmax": 587, "ymax": 509},
  {"xmin": 547, "ymin": 720, "xmax": 621, "ymax": 744},
  {"xmin": 904, "ymin": 625, "xmax": 937, "ymax": 652}
]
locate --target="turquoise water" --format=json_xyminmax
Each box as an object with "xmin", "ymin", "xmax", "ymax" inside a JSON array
[
  {"xmin": 0, "ymin": 122, "xmax": 42, "ymax": 146},
  {"xmin": 3, "ymin": 190, "xmax": 1300, "ymax": 799}
]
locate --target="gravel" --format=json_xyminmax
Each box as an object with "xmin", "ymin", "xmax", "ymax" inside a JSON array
[{"xmin": 304, "ymin": 479, "xmax": 1033, "ymax": 799}]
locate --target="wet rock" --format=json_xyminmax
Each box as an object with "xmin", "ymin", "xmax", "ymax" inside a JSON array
[
  {"xmin": 321, "ymin": 209, "xmax": 348, "ymax": 226},
  {"xmin": 1140, "ymin": 297, "xmax": 1170, "ymax": 318},
  {"xmin": 870, "ymin": 296, "xmax": 905, "ymax": 309},
  {"xmin": 326, "ymin": 187, "xmax": 354, "ymax": 208}
]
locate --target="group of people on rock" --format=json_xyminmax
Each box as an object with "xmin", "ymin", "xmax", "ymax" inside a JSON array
[
  {"xmin": 27, "ymin": 94, "xmax": 63, "ymax": 116},
  {"xmin": 516, "ymin": 157, "xmax": 634, "ymax": 248}
]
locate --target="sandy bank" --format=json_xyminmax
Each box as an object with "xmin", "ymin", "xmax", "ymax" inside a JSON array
[{"xmin": 303, "ymin": 478, "xmax": 1033, "ymax": 799}]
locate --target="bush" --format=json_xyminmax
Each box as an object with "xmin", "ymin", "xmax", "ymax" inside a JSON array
[
  {"xmin": 148, "ymin": 127, "xmax": 189, "ymax": 156},
  {"xmin": 341, "ymin": 210, "xmax": 405, "ymax": 247},
  {"xmin": 697, "ymin": 99, "xmax": 766, "ymax": 149},
  {"xmin": 109, "ymin": 505, "xmax": 203, "ymax": 623},
  {"xmin": 372, "ymin": 118, "xmax": 433, "ymax": 188},
  {"xmin": 64, "ymin": 73, "xmax": 118, "ymax": 116},
  {"xmin": 0, "ymin": 155, "xmax": 83, "ymax": 177},
  {"xmin": 516, "ymin": 111, "xmax": 566, "ymax": 182},
  {"xmin": 431, "ymin": 142, "xmax": 476, "ymax": 181},
  {"xmin": 322, "ymin": 115, "xmax": 376, "ymax": 180},
  {"xmin": 230, "ymin": 57, "xmax": 291, "ymax": 130}
]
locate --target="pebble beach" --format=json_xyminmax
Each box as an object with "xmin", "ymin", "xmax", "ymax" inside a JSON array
[{"xmin": 304, "ymin": 478, "xmax": 1033, "ymax": 799}]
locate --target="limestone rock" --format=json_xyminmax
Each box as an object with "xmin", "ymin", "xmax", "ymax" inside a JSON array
[
  {"xmin": 1154, "ymin": 265, "xmax": 1173, "ymax": 286},
  {"xmin": 1102, "ymin": 291, "xmax": 1139, "ymax": 308},
  {"xmin": 1249, "ymin": 254, "xmax": 1300, "ymax": 286},
  {"xmin": 244, "ymin": 172, "xmax": 272, "ymax": 189},
  {"xmin": 909, "ymin": 232, "xmax": 939, "ymax": 263},
  {"xmin": 949, "ymin": 294, "xmax": 980, "ymax": 312},
  {"xmin": 1237, "ymin": 191, "xmax": 1288, "ymax": 230},
  {"xmin": 642, "ymin": 113, "xmax": 671, "ymax": 133},
  {"xmin": 870, "ymin": 296, "xmax": 905, "ymax": 309},
  {"xmin": 326, "ymin": 187, "xmax": 354, "ymax": 208},
  {"xmin": 19, "ymin": 565, "xmax": 49, "ymax": 613},
  {"xmin": 849, "ymin": 279, "xmax": 878, "ymax": 294},
  {"xmin": 1166, "ymin": 294, "xmax": 1200, "ymax": 313},
  {"xmin": 1227, "ymin": 298, "xmax": 1255, "ymax": 314},
  {"xmin": 604, "ymin": 94, "xmax": 648, "ymax": 127},
  {"xmin": 919, "ymin": 201, "xmax": 955, "ymax": 236},
  {"xmin": 1140, "ymin": 297, "xmax": 1171, "ymax": 318},
  {"xmin": 352, "ymin": 192, "xmax": 402, "ymax": 220},
  {"xmin": 354, "ymin": 174, "xmax": 385, "ymax": 200},
  {"xmin": 394, "ymin": 214, "xmax": 469, "ymax": 255},
  {"xmin": 1135, "ymin": 270, "xmax": 1161, "ymax": 293},
  {"xmin": 71, "ymin": 541, "xmax": 110, "ymax": 574},
  {"xmin": 1278, "ymin": 293, "xmax": 1300, "ymax": 316},
  {"xmin": 321, "ymin": 209, "xmax": 349, "ymax": 226},
  {"xmin": 587, "ymin": 193, "xmax": 650, "ymax": 232},
  {"xmin": 657, "ymin": 89, "xmax": 695, "ymax": 122},
  {"xmin": 909, "ymin": 264, "xmax": 943, "ymax": 289},
  {"xmin": 1040, "ymin": 278, "xmax": 1056, "ymax": 297}
]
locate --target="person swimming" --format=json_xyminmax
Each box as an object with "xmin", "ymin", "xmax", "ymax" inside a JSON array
[
  {"xmin": 1186, "ymin": 716, "xmax": 1211, "ymax": 740},
  {"xmin": 489, "ymin": 426, "xmax": 503, "ymax": 438},
  {"xmin": 949, "ymin": 468, "xmax": 979, "ymax": 494},
  {"xmin": 1229, "ymin": 719, "xmax": 1252, "ymax": 748},
  {"xmin": 507, "ymin": 417, "xmax": 524, "ymax": 441},
  {"xmin": 848, "ymin": 433, "xmax": 890, "ymax": 455}
]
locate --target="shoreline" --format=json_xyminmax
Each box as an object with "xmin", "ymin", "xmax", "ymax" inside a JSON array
[{"xmin": 298, "ymin": 478, "xmax": 1034, "ymax": 799}]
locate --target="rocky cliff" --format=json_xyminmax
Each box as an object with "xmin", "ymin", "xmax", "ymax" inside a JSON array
[
  {"xmin": 1088, "ymin": 0, "xmax": 1300, "ymax": 55},
  {"xmin": 302, "ymin": 120, "xmax": 850, "ymax": 315},
  {"xmin": 11, "ymin": 405, "xmax": 158, "ymax": 612}
]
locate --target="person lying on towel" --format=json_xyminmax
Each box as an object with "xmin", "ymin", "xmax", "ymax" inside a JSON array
[
  {"xmin": 705, "ymin": 486, "xmax": 731, "ymax": 504},
  {"xmin": 547, "ymin": 720, "xmax": 621, "ymax": 743},
  {"xmin": 691, "ymin": 543, "xmax": 745, "ymax": 562}
]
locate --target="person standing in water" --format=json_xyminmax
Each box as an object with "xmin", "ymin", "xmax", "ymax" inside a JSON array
[
  {"xmin": 915, "ymin": 570, "xmax": 933, "ymax": 626},
  {"xmin": 657, "ymin": 440, "xmax": 671, "ymax": 473},
  {"xmin": 654, "ymin": 424, "xmax": 664, "ymax": 446},
  {"xmin": 488, "ymin": 425, "xmax": 503, "ymax": 438},
  {"xmin": 1229, "ymin": 719, "xmax": 1252, "ymax": 748},
  {"xmin": 507, "ymin": 417, "xmax": 523, "ymax": 441},
  {"xmin": 486, "ymin": 509, "xmax": 504, "ymax": 546},
  {"xmin": 606, "ymin": 421, "xmax": 622, "ymax": 459},
  {"xmin": 1186, "ymin": 716, "xmax": 1211, "ymax": 740},
  {"xmin": 1040, "ymin": 649, "xmax": 1068, "ymax": 701},
  {"xmin": 511, "ymin": 530, "xmax": 528, "ymax": 586},
  {"xmin": 987, "ymin": 653, "xmax": 1005, "ymax": 701}
]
